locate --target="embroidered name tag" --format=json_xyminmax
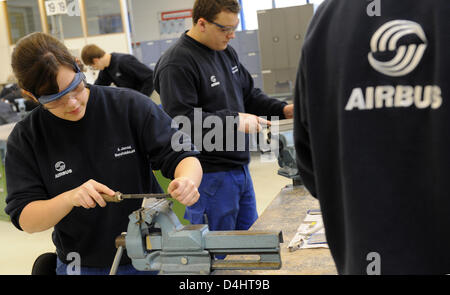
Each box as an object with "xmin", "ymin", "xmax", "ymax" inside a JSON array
[{"xmin": 115, "ymin": 145, "xmax": 136, "ymax": 158}]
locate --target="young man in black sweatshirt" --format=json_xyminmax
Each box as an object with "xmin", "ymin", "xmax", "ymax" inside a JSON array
[
  {"xmin": 81, "ymin": 44, "xmax": 154, "ymax": 96},
  {"xmin": 294, "ymin": 0, "xmax": 450, "ymax": 274},
  {"xmin": 154, "ymin": 0, "xmax": 293, "ymax": 233}
]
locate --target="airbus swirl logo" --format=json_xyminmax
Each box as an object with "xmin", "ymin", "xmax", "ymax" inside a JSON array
[
  {"xmin": 368, "ymin": 20, "xmax": 427, "ymax": 77},
  {"xmin": 210, "ymin": 75, "xmax": 220, "ymax": 87},
  {"xmin": 55, "ymin": 161, "xmax": 66, "ymax": 172}
]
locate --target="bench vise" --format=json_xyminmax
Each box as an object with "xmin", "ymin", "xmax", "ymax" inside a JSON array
[
  {"xmin": 110, "ymin": 199, "xmax": 283, "ymax": 275},
  {"xmin": 269, "ymin": 119, "xmax": 302, "ymax": 186}
]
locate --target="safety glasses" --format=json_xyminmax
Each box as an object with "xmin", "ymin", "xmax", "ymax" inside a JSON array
[
  {"xmin": 208, "ymin": 20, "xmax": 239, "ymax": 35},
  {"xmin": 36, "ymin": 69, "xmax": 87, "ymax": 109}
]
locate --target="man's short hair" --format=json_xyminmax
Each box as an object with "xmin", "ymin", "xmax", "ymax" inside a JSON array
[
  {"xmin": 81, "ymin": 44, "xmax": 106, "ymax": 66},
  {"xmin": 192, "ymin": 0, "xmax": 241, "ymax": 24}
]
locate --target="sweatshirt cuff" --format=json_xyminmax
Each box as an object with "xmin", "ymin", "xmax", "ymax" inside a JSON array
[{"xmin": 277, "ymin": 101, "xmax": 288, "ymax": 119}]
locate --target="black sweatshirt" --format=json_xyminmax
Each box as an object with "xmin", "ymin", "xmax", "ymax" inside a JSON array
[
  {"xmin": 294, "ymin": 0, "xmax": 450, "ymax": 274},
  {"xmin": 4, "ymin": 85, "xmax": 198, "ymax": 267},
  {"xmin": 95, "ymin": 53, "xmax": 154, "ymax": 96},
  {"xmin": 154, "ymin": 32, "xmax": 287, "ymax": 173}
]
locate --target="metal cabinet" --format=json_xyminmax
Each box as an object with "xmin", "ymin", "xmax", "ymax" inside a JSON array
[
  {"xmin": 228, "ymin": 37, "xmax": 241, "ymax": 54},
  {"xmin": 262, "ymin": 68, "xmax": 298, "ymax": 94},
  {"xmin": 159, "ymin": 38, "xmax": 177, "ymax": 55},
  {"xmin": 286, "ymin": 5, "xmax": 314, "ymax": 67},
  {"xmin": 136, "ymin": 32, "xmax": 265, "ymax": 90},
  {"xmin": 257, "ymin": 4, "xmax": 313, "ymax": 95},
  {"xmin": 241, "ymin": 52, "xmax": 261, "ymax": 74},
  {"xmin": 233, "ymin": 30, "xmax": 263, "ymax": 89},
  {"xmin": 141, "ymin": 40, "xmax": 162, "ymax": 69},
  {"xmin": 139, "ymin": 38, "xmax": 180, "ymax": 69},
  {"xmin": 237, "ymin": 30, "xmax": 259, "ymax": 54},
  {"xmin": 257, "ymin": 8, "xmax": 290, "ymax": 70},
  {"xmin": 251, "ymin": 73, "xmax": 263, "ymax": 90}
]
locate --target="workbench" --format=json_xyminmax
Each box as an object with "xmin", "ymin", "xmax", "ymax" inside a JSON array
[{"xmin": 214, "ymin": 185, "xmax": 337, "ymax": 275}]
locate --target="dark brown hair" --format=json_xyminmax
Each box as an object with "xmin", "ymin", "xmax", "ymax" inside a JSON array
[
  {"xmin": 192, "ymin": 0, "xmax": 240, "ymax": 24},
  {"xmin": 11, "ymin": 32, "xmax": 76, "ymax": 98},
  {"xmin": 81, "ymin": 44, "xmax": 106, "ymax": 66}
]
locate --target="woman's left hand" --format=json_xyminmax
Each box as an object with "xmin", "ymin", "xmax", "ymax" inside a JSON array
[{"xmin": 168, "ymin": 176, "xmax": 200, "ymax": 206}]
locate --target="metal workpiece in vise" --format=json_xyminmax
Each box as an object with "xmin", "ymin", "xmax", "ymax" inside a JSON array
[
  {"xmin": 268, "ymin": 119, "xmax": 302, "ymax": 186},
  {"xmin": 109, "ymin": 199, "xmax": 283, "ymax": 275}
]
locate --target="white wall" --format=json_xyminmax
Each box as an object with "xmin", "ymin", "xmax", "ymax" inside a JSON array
[
  {"xmin": 0, "ymin": 2, "xmax": 13, "ymax": 84},
  {"xmin": 64, "ymin": 33, "xmax": 130, "ymax": 56},
  {"xmin": 0, "ymin": 0, "xmax": 200, "ymax": 83},
  {"xmin": 0, "ymin": 32, "xmax": 129, "ymax": 85},
  {"xmin": 0, "ymin": 0, "xmax": 131, "ymax": 85},
  {"xmin": 65, "ymin": 33, "xmax": 130, "ymax": 83},
  {"xmin": 129, "ymin": 0, "xmax": 195, "ymax": 42}
]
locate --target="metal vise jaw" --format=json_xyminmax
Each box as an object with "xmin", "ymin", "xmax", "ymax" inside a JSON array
[
  {"xmin": 269, "ymin": 119, "xmax": 302, "ymax": 185},
  {"xmin": 114, "ymin": 199, "xmax": 283, "ymax": 275}
]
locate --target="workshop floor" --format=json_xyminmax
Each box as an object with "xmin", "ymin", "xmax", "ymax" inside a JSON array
[{"xmin": 0, "ymin": 153, "xmax": 291, "ymax": 275}]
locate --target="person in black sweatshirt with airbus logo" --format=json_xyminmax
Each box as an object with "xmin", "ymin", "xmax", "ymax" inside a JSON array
[
  {"xmin": 294, "ymin": 0, "xmax": 450, "ymax": 274},
  {"xmin": 154, "ymin": 0, "xmax": 294, "ymax": 234},
  {"xmin": 81, "ymin": 44, "xmax": 155, "ymax": 96}
]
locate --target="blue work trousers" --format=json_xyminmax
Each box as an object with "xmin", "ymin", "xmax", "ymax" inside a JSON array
[{"xmin": 184, "ymin": 165, "xmax": 258, "ymax": 231}]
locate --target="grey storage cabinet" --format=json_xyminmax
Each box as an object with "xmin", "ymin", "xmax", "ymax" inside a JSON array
[
  {"xmin": 257, "ymin": 4, "xmax": 314, "ymax": 95},
  {"xmin": 159, "ymin": 38, "xmax": 178, "ymax": 56},
  {"xmin": 140, "ymin": 38, "xmax": 180, "ymax": 69},
  {"xmin": 251, "ymin": 73, "xmax": 263, "ymax": 90},
  {"xmin": 141, "ymin": 40, "xmax": 162, "ymax": 70},
  {"xmin": 228, "ymin": 36, "xmax": 241, "ymax": 54},
  {"xmin": 257, "ymin": 8, "xmax": 290, "ymax": 70},
  {"xmin": 234, "ymin": 30, "xmax": 263, "ymax": 90},
  {"xmin": 136, "ymin": 31, "xmax": 265, "ymax": 90},
  {"xmin": 238, "ymin": 30, "xmax": 259, "ymax": 54},
  {"xmin": 241, "ymin": 52, "xmax": 261, "ymax": 74}
]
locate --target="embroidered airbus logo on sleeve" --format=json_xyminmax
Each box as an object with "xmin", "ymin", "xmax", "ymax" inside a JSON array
[{"xmin": 345, "ymin": 20, "xmax": 443, "ymax": 111}]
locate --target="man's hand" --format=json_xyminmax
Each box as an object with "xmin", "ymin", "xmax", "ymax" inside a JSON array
[
  {"xmin": 283, "ymin": 104, "xmax": 294, "ymax": 119},
  {"xmin": 65, "ymin": 179, "xmax": 114, "ymax": 209},
  {"xmin": 168, "ymin": 176, "xmax": 200, "ymax": 206},
  {"xmin": 238, "ymin": 112, "xmax": 271, "ymax": 133}
]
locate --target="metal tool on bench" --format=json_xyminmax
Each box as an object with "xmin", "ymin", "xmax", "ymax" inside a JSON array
[
  {"xmin": 288, "ymin": 218, "xmax": 324, "ymax": 252},
  {"xmin": 102, "ymin": 193, "xmax": 283, "ymax": 275}
]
